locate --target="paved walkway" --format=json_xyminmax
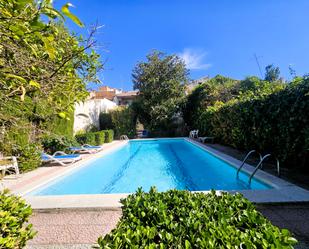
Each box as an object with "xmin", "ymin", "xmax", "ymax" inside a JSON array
[
  {"xmin": 26, "ymin": 209, "xmax": 122, "ymax": 249},
  {"xmin": 257, "ymin": 203, "xmax": 309, "ymax": 248}
]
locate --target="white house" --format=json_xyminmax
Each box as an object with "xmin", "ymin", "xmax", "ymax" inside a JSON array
[{"xmin": 73, "ymin": 98, "xmax": 117, "ymax": 133}]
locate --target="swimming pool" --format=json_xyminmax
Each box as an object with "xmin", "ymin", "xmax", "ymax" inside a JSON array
[{"xmin": 29, "ymin": 139, "xmax": 271, "ymax": 196}]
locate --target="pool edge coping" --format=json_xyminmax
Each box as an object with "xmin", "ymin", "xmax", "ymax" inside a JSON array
[{"xmin": 5, "ymin": 137, "xmax": 309, "ymax": 209}]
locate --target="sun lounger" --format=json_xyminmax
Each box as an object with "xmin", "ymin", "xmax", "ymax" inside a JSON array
[
  {"xmin": 82, "ymin": 144, "xmax": 103, "ymax": 150},
  {"xmin": 0, "ymin": 156, "xmax": 19, "ymax": 178},
  {"xmin": 69, "ymin": 146, "xmax": 97, "ymax": 154},
  {"xmin": 41, "ymin": 152, "xmax": 82, "ymax": 166}
]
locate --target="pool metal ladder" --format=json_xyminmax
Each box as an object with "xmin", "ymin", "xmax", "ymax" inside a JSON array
[{"xmin": 237, "ymin": 150, "xmax": 280, "ymax": 185}]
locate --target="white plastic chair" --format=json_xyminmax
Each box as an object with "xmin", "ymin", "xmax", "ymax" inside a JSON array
[{"xmin": 0, "ymin": 156, "xmax": 20, "ymax": 178}]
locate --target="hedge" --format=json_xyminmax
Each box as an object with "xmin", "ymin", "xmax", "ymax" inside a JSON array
[
  {"xmin": 97, "ymin": 188, "xmax": 297, "ymax": 248},
  {"xmin": 102, "ymin": 130, "xmax": 114, "ymax": 143},
  {"xmin": 0, "ymin": 189, "xmax": 36, "ymax": 248},
  {"xmin": 100, "ymin": 107, "xmax": 136, "ymax": 139},
  {"xmin": 191, "ymin": 78, "xmax": 309, "ymax": 168},
  {"xmin": 47, "ymin": 111, "xmax": 75, "ymax": 138},
  {"xmin": 0, "ymin": 123, "xmax": 41, "ymax": 172},
  {"xmin": 94, "ymin": 131, "xmax": 105, "ymax": 145},
  {"xmin": 75, "ymin": 130, "xmax": 113, "ymax": 145},
  {"xmin": 75, "ymin": 132, "xmax": 96, "ymax": 145}
]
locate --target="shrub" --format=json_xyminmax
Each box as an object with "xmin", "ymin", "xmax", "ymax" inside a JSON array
[
  {"xmin": 110, "ymin": 107, "xmax": 136, "ymax": 139},
  {"xmin": 47, "ymin": 111, "xmax": 75, "ymax": 138},
  {"xmin": 41, "ymin": 135, "xmax": 78, "ymax": 154},
  {"xmin": 1, "ymin": 124, "xmax": 41, "ymax": 172},
  {"xmin": 0, "ymin": 189, "xmax": 36, "ymax": 248},
  {"xmin": 99, "ymin": 113, "xmax": 113, "ymax": 130},
  {"xmin": 102, "ymin": 130, "xmax": 114, "ymax": 143},
  {"xmin": 75, "ymin": 132, "xmax": 96, "ymax": 145},
  {"xmin": 94, "ymin": 131, "xmax": 105, "ymax": 145},
  {"xmin": 186, "ymin": 76, "xmax": 309, "ymax": 169},
  {"xmin": 97, "ymin": 188, "xmax": 297, "ymax": 248},
  {"xmin": 16, "ymin": 143, "xmax": 41, "ymax": 172}
]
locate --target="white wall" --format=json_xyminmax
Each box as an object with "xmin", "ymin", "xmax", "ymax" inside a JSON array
[{"xmin": 73, "ymin": 98, "xmax": 117, "ymax": 133}]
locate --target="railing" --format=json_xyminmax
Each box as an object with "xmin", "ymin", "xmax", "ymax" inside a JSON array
[
  {"xmin": 120, "ymin": 135, "xmax": 129, "ymax": 140},
  {"xmin": 248, "ymin": 154, "xmax": 280, "ymax": 184},
  {"xmin": 236, "ymin": 150, "xmax": 262, "ymax": 178}
]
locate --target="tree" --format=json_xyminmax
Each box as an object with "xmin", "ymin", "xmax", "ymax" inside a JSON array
[
  {"xmin": 183, "ymin": 75, "xmax": 239, "ymax": 129},
  {"xmin": 0, "ymin": 0, "xmax": 103, "ymax": 171},
  {"xmin": 132, "ymin": 51, "xmax": 189, "ymax": 132},
  {"xmin": 264, "ymin": 64, "xmax": 280, "ymax": 82}
]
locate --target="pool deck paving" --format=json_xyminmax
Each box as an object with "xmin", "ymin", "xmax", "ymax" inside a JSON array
[{"xmin": 26, "ymin": 209, "xmax": 122, "ymax": 249}]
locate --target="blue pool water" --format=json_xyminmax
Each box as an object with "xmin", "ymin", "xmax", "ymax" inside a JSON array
[{"xmin": 30, "ymin": 139, "xmax": 271, "ymax": 195}]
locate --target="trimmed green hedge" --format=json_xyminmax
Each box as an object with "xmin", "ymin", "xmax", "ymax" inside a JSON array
[
  {"xmin": 47, "ymin": 111, "xmax": 75, "ymax": 138},
  {"xmin": 97, "ymin": 188, "xmax": 297, "ymax": 248},
  {"xmin": 0, "ymin": 189, "xmax": 36, "ymax": 248},
  {"xmin": 75, "ymin": 130, "xmax": 113, "ymax": 145},
  {"xmin": 99, "ymin": 107, "xmax": 136, "ymax": 139},
  {"xmin": 102, "ymin": 130, "xmax": 114, "ymax": 143},
  {"xmin": 75, "ymin": 132, "xmax": 96, "ymax": 145},
  {"xmin": 94, "ymin": 131, "xmax": 105, "ymax": 145},
  {"xmin": 194, "ymin": 79, "xmax": 309, "ymax": 168}
]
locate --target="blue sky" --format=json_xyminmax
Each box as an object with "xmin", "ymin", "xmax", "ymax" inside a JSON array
[{"xmin": 55, "ymin": 0, "xmax": 309, "ymax": 90}]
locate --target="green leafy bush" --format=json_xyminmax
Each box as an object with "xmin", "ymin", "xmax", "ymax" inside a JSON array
[
  {"xmin": 185, "ymin": 76, "xmax": 309, "ymax": 169},
  {"xmin": 97, "ymin": 188, "xmax": 297, "ymax": 248},
  {"xmin": 103, "ymin": 107, "xmax": 136, "ymax": 139},
  {"xmin": 75, "ymin": 132, "xmax": 96, "ymax": 145},
  {"xmin": 1, "ymin": 125, "xmax": 41, "ymax": 172},
  {"xmin": 94, "ymin": 131, "xmax": 105, "ymax": 145},
  {"xmin": 16, "ymin": 143, "xmax": 41, "ymax": 172},
  {"xmin": 41, "ymin": 135, "xmax": 78, "ymax": 154},
  {"xmin": 47, "ymin": 112, "xmax": 75, "ymax": 138},
  {"xmin": 0, "ymin": 189, "xmax": 36, "ymax": 248},
  {"xmin": 102, "ymin": 130, "xmax": 114, "ymax": 143}
]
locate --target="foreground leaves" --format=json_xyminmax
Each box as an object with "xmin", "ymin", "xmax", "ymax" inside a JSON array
[
  {"xmin": 97, "ymin": 188, "xmax": 297, "ymax": 248},
  {"xmin": 0, "ymin": 189, "xmax": 36, "ymax": 248}
]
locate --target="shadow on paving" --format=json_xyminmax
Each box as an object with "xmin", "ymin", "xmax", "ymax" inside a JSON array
[{"xmin": 257, "ymin": 203, "xmax": 309, "ymax": 248}]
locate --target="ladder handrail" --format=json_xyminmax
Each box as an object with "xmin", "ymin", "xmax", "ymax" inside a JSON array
[
  {"xmin": 237, "ymin": 150, "xmax": 262, "ymax": 177},
  {"xmin": 249, "ymin": 154, "xmax": 280, "ymax": 184}
]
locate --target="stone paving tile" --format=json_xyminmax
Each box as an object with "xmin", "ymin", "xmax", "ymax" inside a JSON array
[
  {"xmin": 26, "ymin": 244, "xmax": 93, "ymax": 249},
  {"xmin": 257, "ymin": 208, "xmax": 282, "ymax": 221},
  {"xmin": 28, "ymin": 210, "xmax": 122, "ymax": 246}
]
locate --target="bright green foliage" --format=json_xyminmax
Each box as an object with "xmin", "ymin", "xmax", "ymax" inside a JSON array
[
  {"xmin": 46, "ymin": 111, "xmax": 75, "ymax": 138},
  {"xmin": 102, "ymin": 130, "xmax": 114, "ymax": 143},
  {"xmin": 97, "ymin": 188, "xmax": 297, "ymax": 248},
  {"xmin": 132, "ymin": 51, "xmax": 188, "ymax": 133},
  {"xmin": 94, "ymin": 131, "xmax": 105, "ymax": 145},
  {"xmin": 0, "ymin": 189, "xmax": 36, "ymax": 248},
  {"xmin": 0, "ymin": 0, "xmax": 102, "ymax": 171},
  {"xmin": 100, "ymin": 107, "xmax": 136, "ymax": 139},
  {"xmin": 0, "ymin": 123, "xmax": 41, "ymax": 172},
  {"xmin": 41, "ymin": 134, "xmax": 78, "ymax": 154},
  {"xmin": 185, "ymin": 75, "xmax": 309, "ymax": 168},
  {"xmin": 75, "ymin": 132, "xmax": 96, "ymax": 145},
  {"xmin": 184, "ymin": 75, "xmax": 240, "ymax": 129},
  {"xmin": 75, "ymin": 130, "xmax": 113, "ymax": 145}
]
